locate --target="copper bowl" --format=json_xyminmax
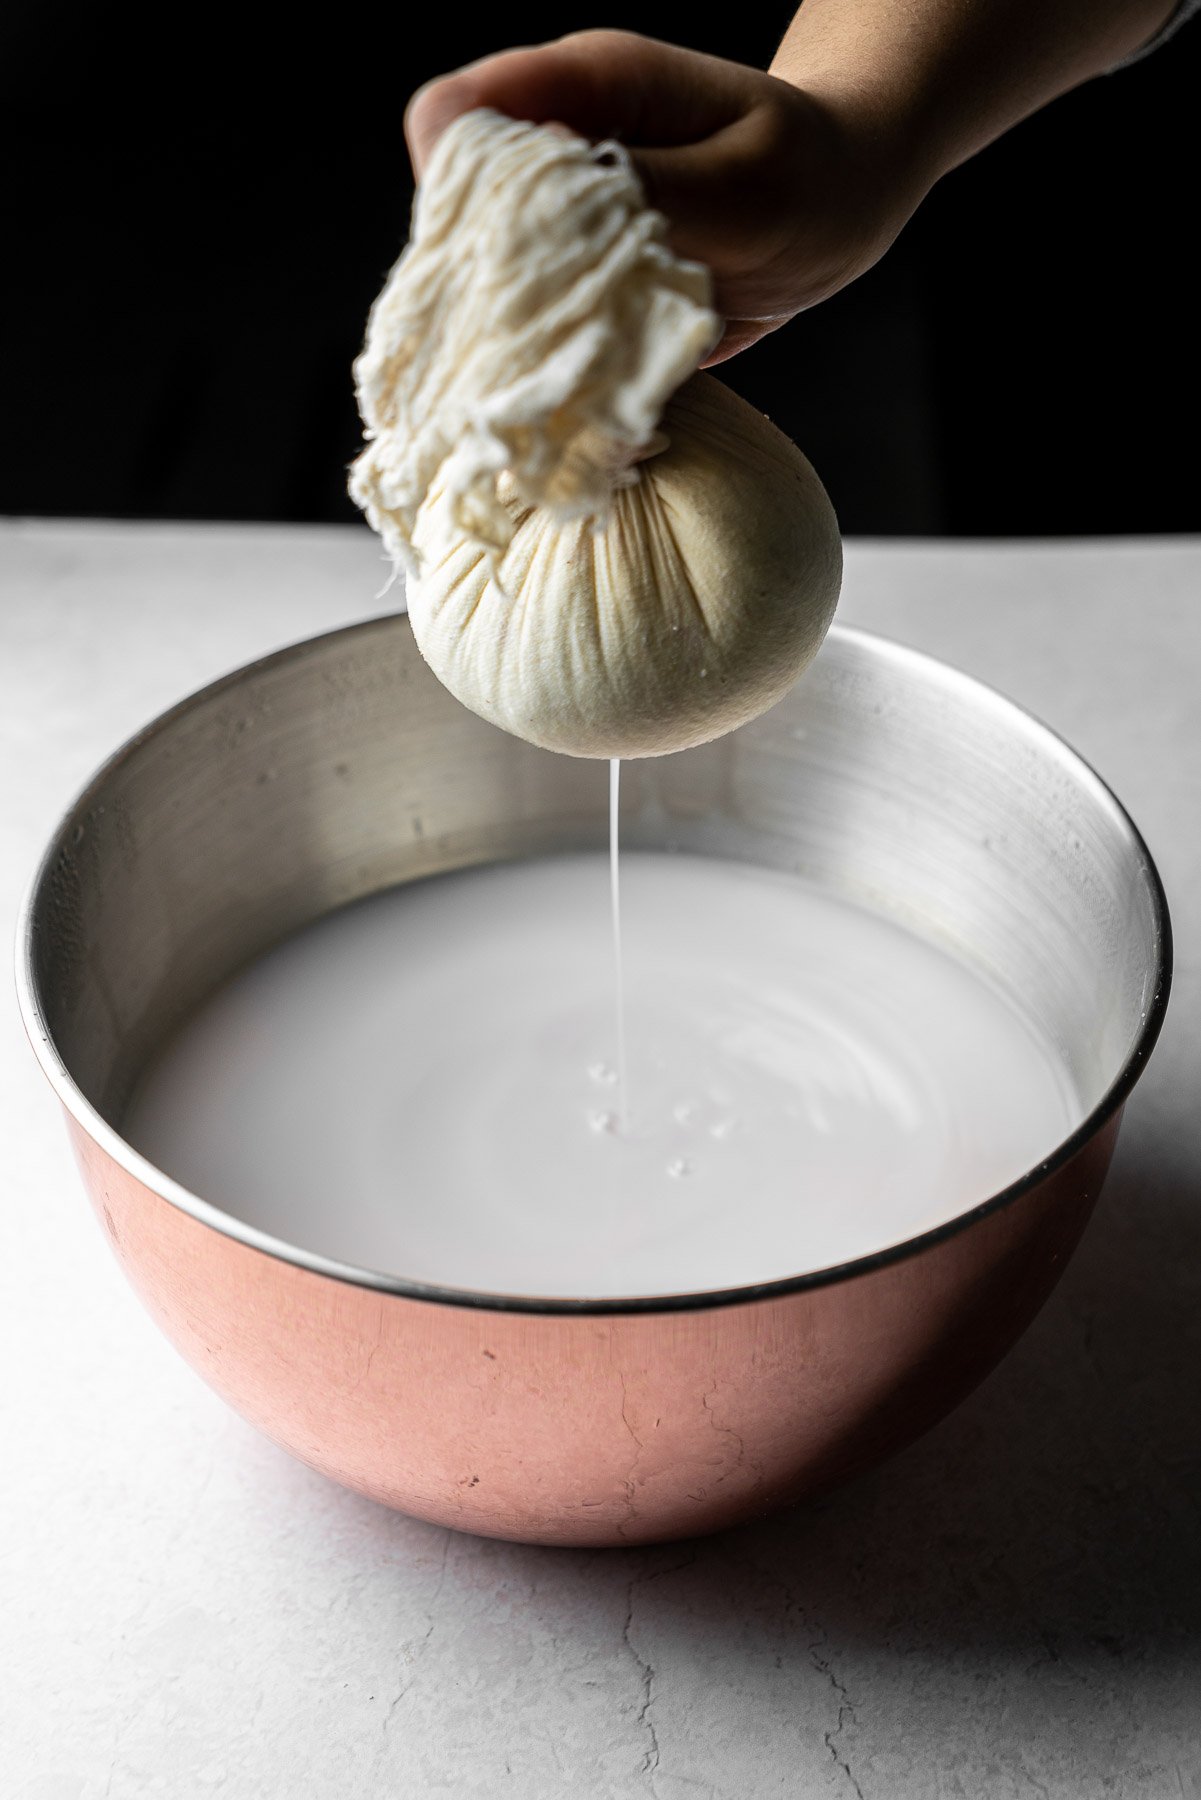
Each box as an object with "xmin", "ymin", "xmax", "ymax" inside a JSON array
[{"xmin": 16, "ymin": 619, "xmax": 1170, "ymax": 1546}]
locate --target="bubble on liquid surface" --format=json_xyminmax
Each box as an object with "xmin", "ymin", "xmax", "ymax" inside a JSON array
[
  {"xmin": 667, "ymin": 1158, "xmax": 693, "ymax": 1179},
  {"xmin": 588, "ymin": 1109, "xmax": 618, "ymax": 1135},
  {"xmin": 588, "ymin": 1062, "xmax": 618, "ymax": 1087}
]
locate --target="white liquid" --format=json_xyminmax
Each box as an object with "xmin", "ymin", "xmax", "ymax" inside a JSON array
[
  {"xmin": 609, "ymin": 758, "xmax": 627, "ymax": 1132},
  {"xmin": 124, "ymin": 854, "xmax": 1082, "ymax": 1300}
]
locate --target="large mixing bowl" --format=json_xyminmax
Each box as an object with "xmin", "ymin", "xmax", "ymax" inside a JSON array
[{"xmin": 16, "ymin": 619, "xmax": 1170, "ymax": 1546}]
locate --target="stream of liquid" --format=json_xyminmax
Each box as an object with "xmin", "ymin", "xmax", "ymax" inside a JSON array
[
  {"xmin": 124, "ymin": 846, "xmax": 1083, "ymax": 1299},
  {"xmin": 609, "ymin": 758, "xmax": 628, "ymax": 1132}
]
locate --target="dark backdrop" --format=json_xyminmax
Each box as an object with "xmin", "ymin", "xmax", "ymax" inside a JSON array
[{"xmin": 2, "ymin": 5, "xmax": 1197, "ymax": 535}]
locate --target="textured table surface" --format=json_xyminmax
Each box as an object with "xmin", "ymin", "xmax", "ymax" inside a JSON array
[{"xmin": 2, "ymin": 520, "xmax": 1199, "ymax": 1800}]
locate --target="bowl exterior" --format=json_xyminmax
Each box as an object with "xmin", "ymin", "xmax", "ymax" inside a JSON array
[
  {"xmin": 24, "ymin": 618, "xmax": 1163, "ymax": 1547},
  {"xmin": 67, "ymin": 1107, "xmax": 1119, "ymax": 1547}
]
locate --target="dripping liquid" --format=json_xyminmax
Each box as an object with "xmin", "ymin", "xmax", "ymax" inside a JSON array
[{"xmin": 609, "ymin": 757, "xmax": 628, "ymax": 1131}]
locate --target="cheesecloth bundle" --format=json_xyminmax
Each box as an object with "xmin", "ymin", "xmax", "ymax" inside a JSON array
[{"xmin": 350, "ymin": 108, "xmax": 842, "ymax": 758}]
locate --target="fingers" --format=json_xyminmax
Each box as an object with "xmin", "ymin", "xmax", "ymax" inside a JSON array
[
  {"xmin": 406, "ymin": 30, "xmax": 758, "ymax": 176},
  {"xmin": 405, "ymin": 48, "xmax": 563, "ymax": 175}
]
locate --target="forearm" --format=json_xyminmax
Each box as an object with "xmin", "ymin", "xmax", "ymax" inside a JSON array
[
  {"xmin": 771, "ymin": 0, "xmax": 1179, "ymax": 185},
  {"xmin": 406, "ymin": 6, "xmax": 1184, "ymax": 359}
]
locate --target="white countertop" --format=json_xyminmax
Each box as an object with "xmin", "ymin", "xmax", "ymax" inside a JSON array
[{"xmin": 3, "ymin": 520, "xmax": 1199, "ymax": 1800}]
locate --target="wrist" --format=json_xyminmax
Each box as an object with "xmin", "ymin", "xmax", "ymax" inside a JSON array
[
  {"xmin": 770, "ymin": 29, "xmax": 948, "ymax": 202},
  {"xmin": 771, "ymin": 0, "xmax": 1183, "ymax": 189},
  {"xmin": 763, "ymin": 64, "xmax": 939, "ymax": 296}
]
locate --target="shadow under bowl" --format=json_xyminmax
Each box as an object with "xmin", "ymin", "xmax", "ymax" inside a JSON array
[{"xmin": 16, "ymin": 620, "xmax": 1170, "ymax": 1546}]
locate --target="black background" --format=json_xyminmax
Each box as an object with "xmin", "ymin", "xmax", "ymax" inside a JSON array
[{"xmin": 3, "ymin": 4, "xmax": 1197, "ymax": 535}]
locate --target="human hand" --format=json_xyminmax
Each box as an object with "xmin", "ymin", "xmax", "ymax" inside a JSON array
[{"xmin": 406, "ymin": 30, "xmax": 935, "ymax": 365}]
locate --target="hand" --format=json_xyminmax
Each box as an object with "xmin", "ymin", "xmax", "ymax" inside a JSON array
[{"xmin": 405, "ymin": 30, "xmax": 934, "ymax": 365}]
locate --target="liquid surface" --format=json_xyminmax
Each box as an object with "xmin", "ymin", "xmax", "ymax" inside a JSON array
[{"xmin": 124, "ymin": 853, "xmax": 1083, "ymax": 1300}]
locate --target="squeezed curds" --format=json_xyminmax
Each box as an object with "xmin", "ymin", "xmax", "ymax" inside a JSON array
[{"xmin": 350, "ymin": 109, "xmax": 842, "ymax": 759}]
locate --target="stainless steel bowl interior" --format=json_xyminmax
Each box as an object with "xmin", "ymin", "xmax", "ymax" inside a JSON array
[{"xmin": 19, "ymin": 618, "xmax": 1170, "ymax": 1307}]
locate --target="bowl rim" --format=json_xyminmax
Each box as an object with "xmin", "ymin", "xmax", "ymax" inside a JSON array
[{"xmin": 14, "ymin": 618, "xmax": 1173, "ymax": 1317}]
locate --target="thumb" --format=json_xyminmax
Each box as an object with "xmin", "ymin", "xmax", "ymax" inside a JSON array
[{"xmin": 628, "ymin": 140, "xmax": 728, "ymax": 267}]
